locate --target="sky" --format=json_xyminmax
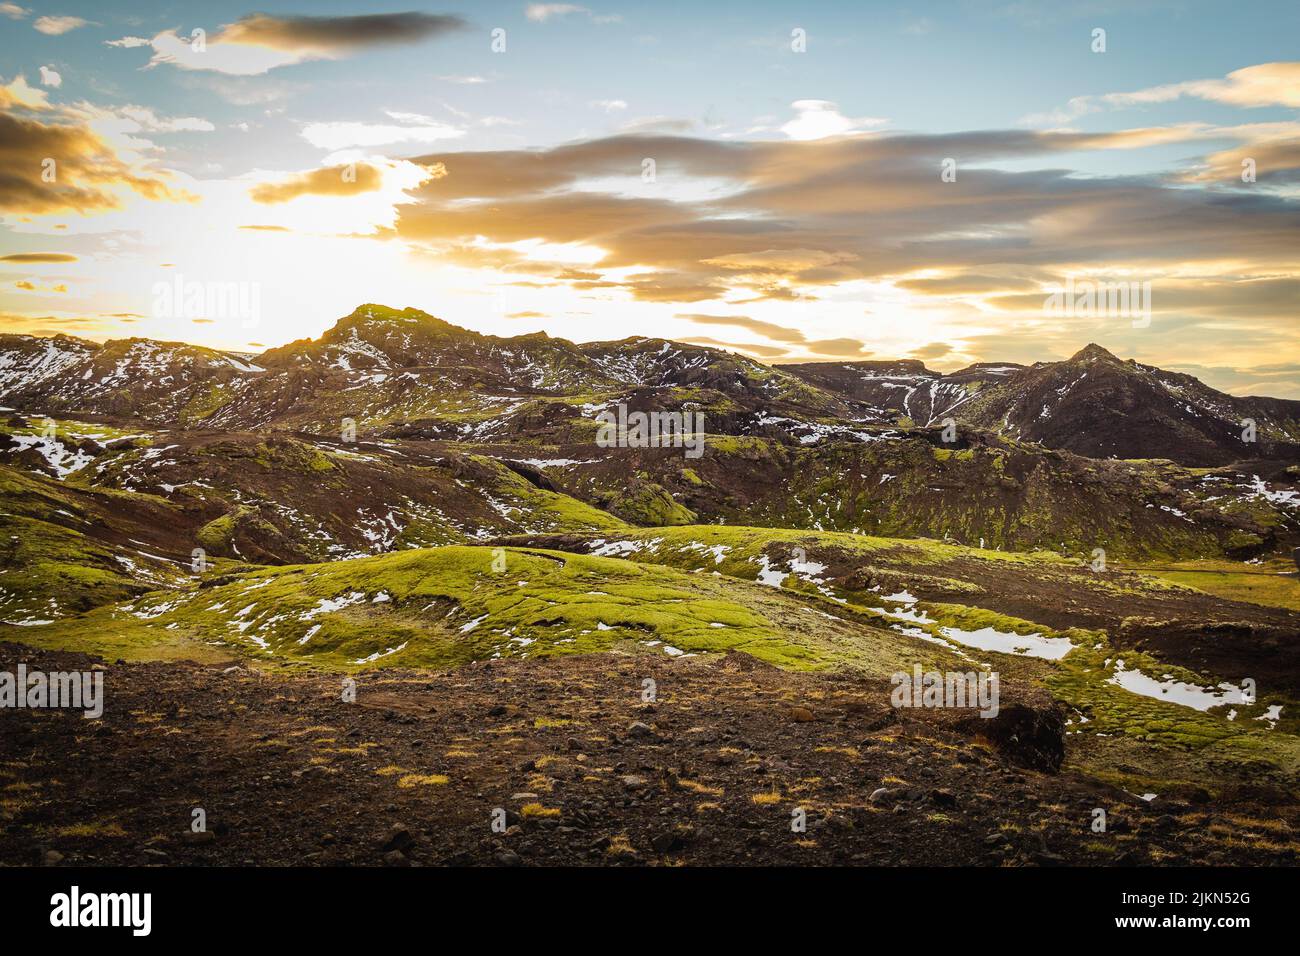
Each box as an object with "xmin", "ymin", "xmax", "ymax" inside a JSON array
[{"xmin": 1, "ymin": 1, "xmax": 1299, "ymax": 397}]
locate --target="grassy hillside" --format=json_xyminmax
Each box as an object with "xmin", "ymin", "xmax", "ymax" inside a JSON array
[{"xmin": 12, "ymin": 545, "xmax": 977, "ymax": 677}]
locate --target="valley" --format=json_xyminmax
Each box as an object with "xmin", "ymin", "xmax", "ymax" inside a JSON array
[{"xmin": 1, "ymin": 304, "xmax": 1298, "ymax": 867}]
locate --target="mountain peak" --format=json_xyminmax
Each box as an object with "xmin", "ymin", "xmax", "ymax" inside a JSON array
[
  {"xmin": 1069, "ymin": 343, "xmax": 1120, "ymax": 363},
  {"xmin": 346, "ymin": 303, "xmax": 447, "ymax": 325},
  {"xmin": 321, "ymin": 304, "xmax": 467, "ymax": 342}
]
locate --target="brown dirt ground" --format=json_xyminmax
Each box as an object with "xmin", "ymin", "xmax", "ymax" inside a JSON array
[{"xmin": 3, "ymin": 643, "xmax": 1297, "ymax": 868}]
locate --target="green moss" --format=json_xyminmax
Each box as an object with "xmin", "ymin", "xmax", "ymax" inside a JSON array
[
  {"xmin": 1046, "ymin": 639, "xmax": 1294, "ymax": 755},
  {"xmin": 0, "ymin": 515, "xmax": 143, "ymax": 621},
  {"xmin": 21, "ymin": 539, "xmax": 994, "ymax": 679},
  {"xmin": 196, "ymin": 512, "xmax": 240, "ymax": 555},
  {"xmin": 179, "ymin": 383, "xmax": 233, "ymax": 425},
  {"xmin": 23, "ymin": 547, "xmax": 822, "ymax": 671},
  {"xmin": 473, "ymin": 457, "xmax": 629, "ymax": 533},
  {"xmin": 704, "ymin": 435, "xmax": 773, "ymax": 456},
  {"xmin": 601, "ymin": 481, "xmax": 695, "ymax": 526},
  {"xmin": 931, "ymin": 447, "xmax": 976, "ymax": 462}
]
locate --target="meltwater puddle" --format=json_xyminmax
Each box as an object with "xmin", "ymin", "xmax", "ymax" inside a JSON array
[
  {"xmin": 937, "ymin": 625, "xmax": 1076, "ymax": 660},
  {"xmin": 869, "ymin": 591, "xmax": 1073, "ymax": 660},
  {"xmin": 1106, "ymin": 659, "xmax": 1251, "ymax": 712}
]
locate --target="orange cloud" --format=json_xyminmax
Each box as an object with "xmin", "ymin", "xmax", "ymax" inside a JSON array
[
  {"xmin": 250, "ymin": 164, "xmax": 385, "ymax": 204},
  {"xmin": 1, "ymin": 252, "xmax": 78, "ymax": 263}
]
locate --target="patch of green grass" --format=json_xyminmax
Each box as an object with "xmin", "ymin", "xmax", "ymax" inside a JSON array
[
  {"xmin": 1131, "ymin": 559, "xmax": 1300, "ymax": 612},
  {"xmin": 472, "ymin": 456, "xmax": 630, "ymax": 533},
  {"xmin": 23, "ymin": 546, "xmax": 830, "ymax": 671},
  {"xmin": 1048, "ymin": 639, "xmax": 1297, "ymax": 761},
  {"xmin": 0, "ymin": 514, "xmax": 142, "ymax": 622}
]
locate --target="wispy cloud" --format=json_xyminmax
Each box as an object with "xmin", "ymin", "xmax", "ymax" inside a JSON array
[
  {"xmin": 301, "ymin": 111, "xmax": 464, "ymax": 150},
  {"xmin": 525, "ymin": 4, "xmax": 621, "ymax": 24},
  {"xmin": 1023, "ymin": 62, "xmax": 1300, "ymax": 125},
  {"xmin": 675, "ymin": 313, "xmax": 807, "ymax": 342},
  {"xmin": 33, "ymin": 15, "xmax": 87, "ymax": 36},
  {"xmin": 135, "ymin": 12, "xmax": 467, "ymax": 75}
]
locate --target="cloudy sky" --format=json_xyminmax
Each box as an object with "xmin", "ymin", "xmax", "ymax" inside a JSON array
[{"xmin": 1, "ymin": 1, "xmax": 1298, "ymax": 397}]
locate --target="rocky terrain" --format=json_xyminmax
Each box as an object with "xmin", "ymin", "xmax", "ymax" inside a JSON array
[
  {"xmin": 5, "ymin": 644, "xmax": 1296, "ymax": 868},
  {"xmin": 1, "ymin": 304, "xmax": 1298, "ymax": 867}
]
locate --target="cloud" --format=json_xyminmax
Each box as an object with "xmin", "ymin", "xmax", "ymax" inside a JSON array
[
  {"xmin": 780, "ymin": 100, "xmax": 888, "ymax": 141},
  {"xmin": 527, "ymin": 4, "xmax": 587, "ymax": 21},
  {"xmin": 911, "ymin": 342, "xmax": 952, "ymax": 360},
  {"xmin": 619, "ymin": 115, "xmax": 695, "ymax": 134},
  {"xmin": 105, "ymin": 35, "xmax": 151, "ymax": 48},
  {"xmin": 250, "ymin": 164, "xmax": 386, "ymax": 204},
  {"xmin": 1175, "ymin": 132, "xmax": 1300, "ymax": 185},
  {"xmin": 897, "ymin": 273, "xmax": 1039, "ymax": 295},
  {"xmin": 242, "ymin": 159, "xmax": 440, "ymax": 235},
  {"xmin": 38, "ymin": 65, "xmax": 61, "ymax": 88},
  {"xmin": 178, "ymin": 73, "xmax": 304, "ymax": 106},
  {"xmin": 33, "ymin": 15, "xmax": 87, "ymax": 35},
  {"xmin": 117, "ymin": 106, "xmax": 214, "ymax": 133},
  {"xmin": 393, "ymin": 124, "xmax": 1300, "ymax": 368},
  {"xmin": 675, "ymin": 312, "xmax": 806, "ymax": 342},
  {"xmin": 1105, "ymin": 62, "xmax": 1300, "ymax": 111},
  {"xmin": 0, "ymin": 110, "xmax": 194, "ymax": 214},
  {"xmin": 0, "ymin": 252, "xmax": 78, "ymax": 263},
  {"xmin": 680, "ymin": 336, "xmax": 791, "ymax": 358},
  {"xmin": 804, "ymin": 337, "xmax": 869, "ymax": 357},
  {"xmin": 0, "ymin": 74, "xmax": 50, "ymax": 110},
  {"xmin": 221, "ymin": 11, "xmax": 466, "ymax": 52},
  {"xmin": 141, "ymin": 12, "xmax": 467, "ymax": 75},
  {"xmin": 592, "ymin": 99, "xmax": 628, "ymax": 112},
  {"xmin": 0, "ymin": 3, "xmax": 28, "ymax": 20},
  {"xmin": 301, "ymin": 112, "xmax": 463, "ymax": 150},
  {"xmin": 526, "ymin": 4, "xmax": 619, "ymax": 23},
  {"xmin": 1169, "ymin": 361, "xmax": 1300, "ymax": 400},
  {"xmin": 703, "ymin": 249, "xmax": 857, "ymax": 276},
  {"xmin": 1024, "ymin": 62, "xmax": 1300, "ymax": 125},
  {"xmin": 13, "ymin": 279, "xmax": 68, "ymax": 293},
  {"xmin": 626, "ymin": 274, "xmax": 728, "ymax": 302}
]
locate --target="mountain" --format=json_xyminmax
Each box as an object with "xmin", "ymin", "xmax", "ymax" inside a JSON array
[
  {"xmin": 0, "ymin": 304, "xmax": 854, "ymax": 438},
  {"xmin": 6, "ymin": 310, "xmax": 1297, "ymax": 466},
  {"xmin": 1, "ymin": 306, "xmax": 1297, "ymax": 576},
  {"xmin": 773, "ymin": 358, "xmax": 1026, "ymax": 426},
  {"xmin": 779, "ymin": 344, "xmax": 1300, "ymax": 466}
]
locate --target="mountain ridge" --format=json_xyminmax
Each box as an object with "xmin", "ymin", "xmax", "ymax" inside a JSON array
[
  {"xmin": 2, "ymin": 304, "xmax": 1298, "ymax": 466},
  {"xmin": 5, "ymin": 312, "xmax": 1294, "ymax": 402}
]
